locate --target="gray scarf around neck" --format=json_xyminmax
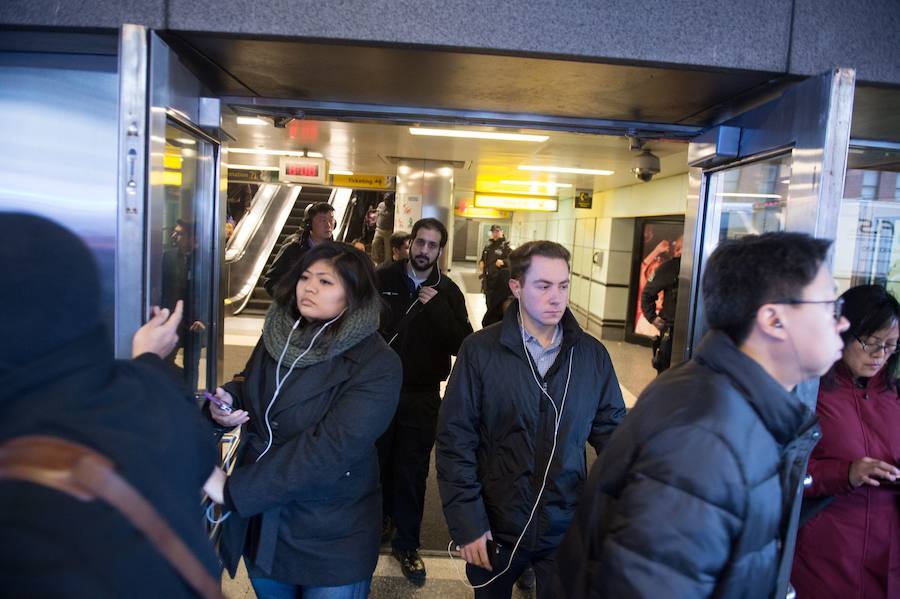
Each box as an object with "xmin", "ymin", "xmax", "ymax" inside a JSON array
[{"xmin": 262, "ymin": 298, "xmax": 380, "ymax": 368}]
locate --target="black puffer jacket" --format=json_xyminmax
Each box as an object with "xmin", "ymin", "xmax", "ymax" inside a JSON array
[
  {"xmin": 556, "ymin": 330, "xmax": 821, "ymax": 598},
  {"xmin": 436, "ymin": 304, "xmax": 626, "ymax": 551}
]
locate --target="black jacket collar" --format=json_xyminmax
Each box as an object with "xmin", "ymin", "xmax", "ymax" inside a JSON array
[
  {"xmin": 499, "ymin": 300, "xmax": 583, "ymax": 358},
  {"xmin": 694, "ymin": 330, "xmax": 814, "ymax": 445}
]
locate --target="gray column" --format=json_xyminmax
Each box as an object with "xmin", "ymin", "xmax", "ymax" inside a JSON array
[{"xmin": 395, "ymin": 159, "xmax": 455, "ymax": 270}]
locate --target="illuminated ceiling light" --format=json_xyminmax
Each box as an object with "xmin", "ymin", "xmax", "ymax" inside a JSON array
[
  {"xmin": 236, "ymin": 116, "xmax": 270, "ymax": 126},
  {"xmin": 716, "ymin": 192, "xmax": 782, "ymax": 199},
  {"xmin": 519, "ymin": 165, "xmax": 614, "ymax": 176},
  {"xmin": 225, "ymin": 163, "xmax": 280, "ymax": 172},
  {"xmin": 488, "ymin": 189, "xmax": 561, "ymax": 196},
  {"xmin": 330, "ymin": 170, "xmax": 354, "ymax": 176},
  {"xmin": 409, "ymin": 127, "xmax": 549, "ymax": 142},
  {"xmin": 229, "ymin": 147, "xmax": 306, "ymax": 157},
  {"xmin": 438, "ymin": 167, "xmax": 454, "ymax": 178},
  {"xmin": 474, "ymin": 193, "xmax": 558, "ymax": 212},
  {"xmin": 499, "ymin": 180, "xmax": 573, "ymax": 188},
  {"xmin": 305, "ymin": 151, "xmax": 324, "ymax": 158}
]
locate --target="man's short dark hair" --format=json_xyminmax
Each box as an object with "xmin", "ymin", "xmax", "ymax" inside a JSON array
[
  {"xmin": 702, "ymin": 232, "xmax": 832, "ymax": 345},
  {"xmin": 389, "ymin": 231, "xmax": 410, "ymax": 250},
  {"xmin": 509, "ymin": 240, "xmax": 570, "ymax": 281},
  {"xmin": 411, "ymin": 218, "xmax": 448, "ymax": 248}
]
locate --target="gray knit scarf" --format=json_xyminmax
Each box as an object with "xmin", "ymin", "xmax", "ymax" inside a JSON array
[{"xmin": 262, "ymin": 298, "xmax": 380, "ymax": 368}]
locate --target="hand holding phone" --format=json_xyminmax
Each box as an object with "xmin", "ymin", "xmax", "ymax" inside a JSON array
[{"xmin": 204, "ymin": 390, "xmax": 233, "ymax": 413}]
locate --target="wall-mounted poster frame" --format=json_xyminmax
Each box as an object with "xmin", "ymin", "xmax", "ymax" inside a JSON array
[{"xmin": 625, "ymin": 215, "xmax": 686, "ymax": 345}]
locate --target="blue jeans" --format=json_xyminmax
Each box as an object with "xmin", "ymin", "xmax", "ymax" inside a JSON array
[{"xmin": 250, "ymin": 576, "xmax": 371, "ymax": 599}]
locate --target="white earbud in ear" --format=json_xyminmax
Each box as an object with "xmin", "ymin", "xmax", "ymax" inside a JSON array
[{"xmin": 774, "ymin": 321, "xmax": 783, "ymax": 328}]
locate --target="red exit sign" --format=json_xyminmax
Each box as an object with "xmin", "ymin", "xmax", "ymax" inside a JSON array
[{"xmin": 286, "ymin": 164, "xmax": 319, "ymax": 177}]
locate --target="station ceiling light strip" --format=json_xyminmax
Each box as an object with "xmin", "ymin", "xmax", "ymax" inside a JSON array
[
  {"xmin": 518, "ymin": 165, "xmax": 614, "ymax": 176},
  {"xmin": 236, "ymin": 116, "xmax": 270, "ymax": 126},
  {"xmin": 474, "ymin": 192, "xmax": 558, "ymax": 212},
  {"xmin": 409, "ymin": 127, "xmax": 549, "ymax": 142},
  {"xmin": 330, "ymin": 169, "xmax": 354, "ymax": 176},
  {"xmin": 499, "ymin": 179, "xmax": 573, "ymax": 188},
  {"xmin": 229, "ymin": 148, "xmax": 307, "ymax": 157}
]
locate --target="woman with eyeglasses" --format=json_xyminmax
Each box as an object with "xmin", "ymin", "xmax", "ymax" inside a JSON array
[{"xmin": 792, "ymin": 284, "xmax": 900, "ymax": 599}]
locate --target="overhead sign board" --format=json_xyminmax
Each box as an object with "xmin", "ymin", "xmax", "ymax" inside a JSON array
[
  {"xmin": 279, "ymin": 156, "xmax": 328, "ymax": 185},
  {"xmin": 575, "ymin": 189, "xmax": 593, "ymax": 209},
  {"xmin": 331, "ymin": 174, "xmax": 394, "ymax": 189}
]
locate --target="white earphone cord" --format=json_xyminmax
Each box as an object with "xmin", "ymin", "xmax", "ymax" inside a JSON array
[
  {"xmin": 388, "ymin": 268, "xmax": 442, "ymax": 346},
  {"xmin": 448, "ymin": 307, "xmax": 573, "ymax": 589}
]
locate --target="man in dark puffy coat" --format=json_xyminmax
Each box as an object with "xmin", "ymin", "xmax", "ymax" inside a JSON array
[
  {"xmin": 436, "ymin": 240, "xmax": 626, "ymax": 599},
  {"xmin": 557, "ymin": 232, "xmax": 851, "ymax": 598}
]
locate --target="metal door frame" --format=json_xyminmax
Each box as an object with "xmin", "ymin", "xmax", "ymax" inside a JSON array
[{"xmin": 673, "ymin": 68, "xmax": 856, "ymax": 367}]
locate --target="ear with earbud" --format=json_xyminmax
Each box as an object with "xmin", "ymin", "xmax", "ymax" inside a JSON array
[{"xmin": 774, "ymin": 320, "xmax": 783, "ymax": 328}]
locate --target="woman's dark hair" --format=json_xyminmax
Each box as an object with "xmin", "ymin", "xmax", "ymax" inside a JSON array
[
  {"xmin": 273, "ymin": 242, "xmax": 379, "ymax": 322},
  {"xmin": 823, "ymin": 284, "xmax": 900, "ymax": 390}
]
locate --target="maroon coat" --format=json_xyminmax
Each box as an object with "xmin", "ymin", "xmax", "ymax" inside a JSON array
[{"xmin": 792, "ymin": 365, "xmax": 900, "ymax": 599}]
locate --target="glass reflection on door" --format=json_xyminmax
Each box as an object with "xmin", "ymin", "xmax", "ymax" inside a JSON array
[
  {"xmin": 708, "ymin": 153, "xmax": 792, "ymax": 242},
  {"xmin": 832, "ymin": 145, "xmax": 900, "ymax": 295},
  {"xmin": 153, "ymin": 121, "xmax": 212, "ymax": 390}
]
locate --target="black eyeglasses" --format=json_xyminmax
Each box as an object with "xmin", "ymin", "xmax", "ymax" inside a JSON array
[
  {"xmin": 855, "ymin": 337, "xmax": 899, "ymax": 355},
  {"xmin": 770, "ymin": 297, "xmax": 845, "ymax": 321}
]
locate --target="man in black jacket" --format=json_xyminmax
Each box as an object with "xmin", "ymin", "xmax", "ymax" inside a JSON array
[
  {"xmin": 263, "ymin": 202, "xmax": 334, "ymax": 295},
  {"xmin": 557, "ymin": 232, "xmax": 850, "ymax": 598},
  {"xmin": 639, "ymin": 234, "xmax": 682, "ymax": 373},
  {"xmin": 436, "ymin": 240, "xmax": 626, "ymax": 599},
  {"xmin": 479, "ymin": 225, "xmax": 512, "ymax": 313},
  {"xmin": 376, "ymin": 217, "xmax": 473, "ymax": 585}
]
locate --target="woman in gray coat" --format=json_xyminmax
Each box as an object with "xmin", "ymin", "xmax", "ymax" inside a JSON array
[{"xmin": 205, "ymin": 243, "xmax": 401, "ymax": 598}]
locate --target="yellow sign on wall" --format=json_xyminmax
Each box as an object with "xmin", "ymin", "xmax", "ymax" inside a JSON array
[{"xmin": 331, "ymin": 174, "xmax": 394, "ymax": 189}]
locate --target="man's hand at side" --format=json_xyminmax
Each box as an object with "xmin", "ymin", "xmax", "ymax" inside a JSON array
[{"xmin": 460, "ymin": 530, "xmax": 493, "ymax": 571}]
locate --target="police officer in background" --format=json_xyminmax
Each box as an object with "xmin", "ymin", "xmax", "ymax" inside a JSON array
[
  {"xmin": 479, "ymin": 225, "xmax": 512, "ymax": 317},
  {"xmin": 376, "ymin": 217, "xmax": 473, "ymax": 586},
  {"xmin": 639, "ymin": 234, "xmax": 682, "ymax": 373}
]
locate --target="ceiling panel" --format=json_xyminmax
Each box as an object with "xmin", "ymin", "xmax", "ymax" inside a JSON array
[
  {"xmin": 222, "ymin": 115, "xmax": 689, "ymax": 194},
  {"xmin": 171, "ymin": 32, "xmax": 782, "ymax": 127}
]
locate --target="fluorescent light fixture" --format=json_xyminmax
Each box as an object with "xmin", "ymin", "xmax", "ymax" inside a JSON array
[
  {"xmin": 306, "ymin": 151, "xmax": 324, "ymax": 158},
  {"xmin": 174, "ymin": 138, "xmax": 196, "ymax": 145},
  {"xmin": 499, "ymin": 180, "xmax": 573, "ymax": 188},
  {"xmin": 236, "ymin": 116, "xmax": 269, "ymax": 126},
  {"xmin": 409, "ymin": 127, "xmax": 548, "ymax": 142},
  {"xmin": 225, "ymin": 163, "xmax": 280, "ymax": 172},
  {"xmin": 519, "ymin": 165, "xmax": 614, "ymax": 176},
  {"xmin": 474, "ymin": 193, "xmax": 558, "ymax": 212},
  {"xmin": 330, "ymin": 170, "xmax": 354, "ymax": 176},
  {"xmin": 716, "ymin": 192, "xmax": 782, "ymax": 199},
  {"xmin": 229, "ymin": 147, "xmax": 306, "ymax": 157}
]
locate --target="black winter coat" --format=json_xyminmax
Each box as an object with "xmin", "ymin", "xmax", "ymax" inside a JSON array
[
  {"xmin": 0, "ymin": 331, "xmax": 220, "ymax": 598},
  {"xmin": 556, "ymin": 330, "xmax": 821, "ymax": 599},
  {"xmin": 376, "ymin": 260, "xmax": 472, "ymax": 388},
  {"xmin": 219, "ymin": 332, "xmax": 401, "ymax": 586},
  {"xmin": 263, "ymin": 233, "xmax": 311, "ymax": 296},
  {"xmin": 436, "ymin": 304, "xmax": 626, "ymax": 551}
]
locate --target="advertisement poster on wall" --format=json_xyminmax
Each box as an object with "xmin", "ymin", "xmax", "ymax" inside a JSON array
[{"xmin": 626, "ymin": 216, "xmax": 685, "ymax": 343}]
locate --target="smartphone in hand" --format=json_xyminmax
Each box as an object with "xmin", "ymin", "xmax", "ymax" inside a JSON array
[{"xmin": 204, "ymin": 390, "xmax": 233, "ymax": 413}]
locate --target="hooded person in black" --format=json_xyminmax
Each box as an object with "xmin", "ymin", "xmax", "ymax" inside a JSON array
[{"xmin": 0, "ymin": 213, "xmax": 220, "ymax": 598}]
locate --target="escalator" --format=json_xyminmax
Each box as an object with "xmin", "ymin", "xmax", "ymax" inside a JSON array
[{"xmin": 224, "ymin": 185, "xmax": 335, "ymax": 316}]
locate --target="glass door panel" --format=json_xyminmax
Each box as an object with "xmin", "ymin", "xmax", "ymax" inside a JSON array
[{"xmin": 832, "ymin": 144, "xmax": 900, "ymax": 294}]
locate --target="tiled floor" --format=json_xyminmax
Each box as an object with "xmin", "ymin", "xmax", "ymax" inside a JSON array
[{"xmin": 219, "ymin": 261, "xmax": 657, "ymax": 597}]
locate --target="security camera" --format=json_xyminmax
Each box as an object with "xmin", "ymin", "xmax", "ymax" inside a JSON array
[{"xmin": 632, "ymin": 149, "xmax": 660, "ymax": 182}]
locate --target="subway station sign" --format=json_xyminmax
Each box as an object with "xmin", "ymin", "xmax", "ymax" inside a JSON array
[{"xmin": 331, "ymin": 174, "xmax": 394, "ymax": 190}]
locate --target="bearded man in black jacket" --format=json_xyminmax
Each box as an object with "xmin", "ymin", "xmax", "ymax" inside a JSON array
[
  {"xmin": 557, "ymin": 232, "xmax": 851, "ymax": 599},
  {"xmin": 376, "ymin": 217, "xmax": 473, "ymax": 585},
  {"xmin": 436, "ymin": 240, "xmax": 626, "ymax": 599}
]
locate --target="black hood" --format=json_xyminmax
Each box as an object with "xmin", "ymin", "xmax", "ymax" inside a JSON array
[{"xmin": 0, "ymin": 213, "xmax": 103, "ymax": 372}]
